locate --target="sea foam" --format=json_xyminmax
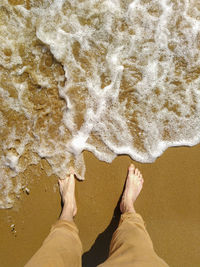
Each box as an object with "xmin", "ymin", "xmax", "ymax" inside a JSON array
[{"xmin": 0, "ymin": 0, "xmax": 200, "ymax": 208}]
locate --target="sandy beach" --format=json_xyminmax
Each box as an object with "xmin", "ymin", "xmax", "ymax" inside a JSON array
[
  {"xmin": 1, "ymin": 1, "xmax": 200, "ymax": 267},
  {"xmin": 0, "ymin": 144, "xmax": 200, "ymax": 267}
]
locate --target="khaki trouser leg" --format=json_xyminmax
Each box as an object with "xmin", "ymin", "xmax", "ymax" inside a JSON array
[
  {"xmin": 98, "ymin": 212, "xmax": 169, "ymax": 267},
  {"xmin": 25, "ymin": 220, "xmax": 82, "ymax": 267}
]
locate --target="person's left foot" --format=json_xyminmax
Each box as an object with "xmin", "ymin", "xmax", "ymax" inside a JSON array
[{"xmin": 58, "ymin": 171, "xmax": 77, "ymax": 221}]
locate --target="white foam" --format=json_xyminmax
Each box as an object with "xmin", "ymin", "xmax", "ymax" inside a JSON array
[
  {"xmin": 33, "ymin": 0, "xmax": 200, "ymax": 165},
  {"xmin": 0, "ymin": 0, "xmax": 200, "ymax": 208}
]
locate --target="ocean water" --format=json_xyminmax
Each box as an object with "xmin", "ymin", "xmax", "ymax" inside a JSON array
[{"xmin": 0, "ymin": 0, "xmax": 200, "ymax": 208}]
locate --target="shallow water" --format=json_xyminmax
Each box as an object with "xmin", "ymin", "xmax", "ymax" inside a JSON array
[{"xmin": 0, "ymin": 0, "xmax": 200, "ymax": 208}]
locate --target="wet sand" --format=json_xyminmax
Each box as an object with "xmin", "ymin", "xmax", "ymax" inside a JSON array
[{"xmin": 0, "ymin": 145, "xmax": 200, "ymax": 267}]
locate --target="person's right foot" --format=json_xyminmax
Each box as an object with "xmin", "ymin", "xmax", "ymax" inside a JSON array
[{"xmin": 120, "ymin": 164, "xmax": 144, "ymax": 213}]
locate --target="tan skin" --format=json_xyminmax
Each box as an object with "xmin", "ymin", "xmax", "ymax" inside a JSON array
[{"xmin": 58, "ymin": 163, "xmax": 144, "ymax": 221}]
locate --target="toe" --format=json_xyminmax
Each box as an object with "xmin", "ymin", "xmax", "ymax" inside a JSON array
[
  {"xmin": 128, "ymin": 164, "xmax": 135, "ymax": 175},
  {"xmin": 129, "ymin": 163, "xmax": 135, "ymax": 170},
  {"xmin": 69, "ymin": 173, "xmax": 74, "ymax": 184},
  {"xmin": 68, "ymin": 174, "xmax": 75, "ymax": 191},
  {"xmin": 69, "ymin": 173, "xmax": 74, "ymax": 180},
  {"xmin": 58, "ymin": 178, "xmax": 63, "ymax": 185},
  {"xmin": 69, "ymin": 167, "xmax": 75, "ymax": 175}
]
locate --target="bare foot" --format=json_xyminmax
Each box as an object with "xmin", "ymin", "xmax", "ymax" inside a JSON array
[
  {"xmin": 58, "ymin": 172, "xmax": 77, "ymax": 222},
  {"xmin": 120, "ymin": 163, "xmax": 144, "ymax": 213}
]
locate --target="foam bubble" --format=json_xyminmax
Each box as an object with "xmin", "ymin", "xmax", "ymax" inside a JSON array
[{"xmin": 0, "ymin": 0, "xmax": 200, "ymax": 208}]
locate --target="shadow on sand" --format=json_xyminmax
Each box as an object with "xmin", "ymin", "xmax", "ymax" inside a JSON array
[{"xmin": 82, "ymin": 195, "xmax": 123, "ymax": 267}]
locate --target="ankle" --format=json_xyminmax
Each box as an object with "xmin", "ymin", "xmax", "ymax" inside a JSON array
[
  {"xmin": 59, "ymin": 202, "xmax": 75, "ymax": 221},
  {"xmin": 59, "ymin": 214, "xmax": 74, "ymax": 222},
  {"xmin": 59, "ymin": 209, "xmax": 74, "ymax": 222},
  {"xmin": 120, "ymin": 201, "xmax": 136, "ymax": 213}
]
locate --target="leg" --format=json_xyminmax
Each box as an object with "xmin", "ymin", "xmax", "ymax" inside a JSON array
[
  {"xmin": 25, "ymin": 172, "xmax": 82, "ymax": 267},
  {"xmin": 99, "ymin": 164, "xmax": 168, "ymax": 267}
]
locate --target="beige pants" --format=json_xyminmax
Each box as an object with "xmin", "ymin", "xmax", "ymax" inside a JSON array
[{"xmin": 25, "ymin": 213, "xmax": 168, "ymax": 267}]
